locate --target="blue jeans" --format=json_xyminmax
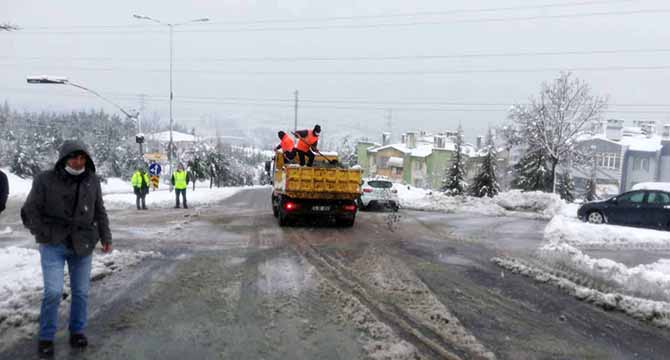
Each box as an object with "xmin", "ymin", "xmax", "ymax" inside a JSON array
[{"xmin": 39, "ymin": 243, "xmax": 92, "ymax": 341}]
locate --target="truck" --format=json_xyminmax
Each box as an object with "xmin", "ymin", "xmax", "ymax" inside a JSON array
[{"xmin": 269, "ymin": 150, "xmax": 363, "ymax": 227}]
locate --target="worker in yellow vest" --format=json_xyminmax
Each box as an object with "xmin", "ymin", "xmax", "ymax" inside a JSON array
[
  {"xmin": 171, "ymin": 163, "xmax": 190, "ymax": 209},
  {"xmin": 131, "ymin": 167, "xmax": 150, "ymax": 210}
]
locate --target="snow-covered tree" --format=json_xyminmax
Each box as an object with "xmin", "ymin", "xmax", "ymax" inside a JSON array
[
  {"xmin": 442, "ymin": 125, "xmax": 467, "ymax": 196},
  {"xmin": 469, "ymin": 129, "xmax": 500, "ymax": 198},
  {"xmin": 507, "ymin": 72, "xmax": 607, "ymax": 193},
  {"xmin": 557, "ymin": 171, "xmax": 575, "ymax": 202},
  {"xmin": 511, "ymin": 149, "xmax": 552, "ymax": 192}
]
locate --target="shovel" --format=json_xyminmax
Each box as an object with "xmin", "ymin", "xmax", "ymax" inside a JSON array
[{"xmin": 292, "ymin": 132, "xmax": 339, "ymax": 165}]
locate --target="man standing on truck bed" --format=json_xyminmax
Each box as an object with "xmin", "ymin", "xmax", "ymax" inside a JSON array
[
  {"xmin": 294, "ymin": 124, "xmax": 321, "ymax": 167},
  {"xmin": 275, "ymin": 131, "xmax": 296, "ymax": 163}
]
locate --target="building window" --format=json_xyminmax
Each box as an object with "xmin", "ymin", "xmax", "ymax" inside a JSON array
[
  {"xmin": 599, "ymin": 153, "xmax": 618, "ymax": 170},
  {"xmin": 642, "ymin": 158, "xmax": 650, "ymax": 171},
  {"xmin": 633, "ymin": 158, "xmax": 640, "ymax": 171}
]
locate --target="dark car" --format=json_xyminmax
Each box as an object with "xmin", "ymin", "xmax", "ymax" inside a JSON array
[{"xmin": 578, "ymin": 189, "xmax": 670, "ymax": 230}]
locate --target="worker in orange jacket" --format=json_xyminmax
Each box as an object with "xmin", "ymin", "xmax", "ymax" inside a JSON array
[
  {"xmin": 294, "ymin": 124, "xmax": 321, "ymax": 167},
  {"xmin": 275, "ymin": 131, "xmax": 296, "ymax": 162}
]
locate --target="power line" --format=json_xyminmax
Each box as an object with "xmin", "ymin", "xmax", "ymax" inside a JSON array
[
  {"xmin": 7, "ymin": 64, "xmax": 670, "ymax": 75},
  {"xmin": 6, "ymin": 87, "xmax": 670, "ymax": 108},
  {"xmin": 14, "ymin": 0, "xmax": 638, "ymax": 31},
  {"xmin": 4, "ymin": 48, "xmax": 670, "ymax": 63},
  {"xmin": 10, "ymin": 8, "xmax": 670, "ymax": 35},
  {"xmin": 6, "ymin": 88, "xmax": 670, "ymax": 114}
]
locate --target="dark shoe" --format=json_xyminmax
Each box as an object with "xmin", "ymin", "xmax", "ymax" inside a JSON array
[
  {"xmin": 174, "ymin": 205, "xmax": 180, "ymax": 209},
  {"xmin": 183, "ymin": 205, "xmax": 188, "ymax": 209},
  {"xmin": 142, "ymin": 207, "xmax": 148, "ymax": 210},
  {"xmin": 69, "ymin": 333, "xmax": 88, "ymax": 348},
  {"xmin": 38, "ymin": 340, "xmax": 54, "ymax": 357}
]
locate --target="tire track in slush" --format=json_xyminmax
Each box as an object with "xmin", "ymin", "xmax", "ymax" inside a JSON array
[{"xmin": 283, "ymin": 225, "xmax": 494, "ymax": 360}]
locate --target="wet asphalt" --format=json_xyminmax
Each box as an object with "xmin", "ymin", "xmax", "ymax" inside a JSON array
[{"xmin": 1, "ymin": 187, "xmax": 669, "ymax": 359}]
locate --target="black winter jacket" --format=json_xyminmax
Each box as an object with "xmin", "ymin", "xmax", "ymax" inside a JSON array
[
  {"xmin": 0, "ymin": 170, "xmax": 7, "ymax": 214},
  {"xmin": 21, "ymin": 140, "xmax": 112, "ymax": 256}
]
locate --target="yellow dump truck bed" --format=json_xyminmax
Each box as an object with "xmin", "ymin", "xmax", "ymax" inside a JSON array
[{"xmin": 273, "ymin": 152, "xmax": 362, "ymax": 200}]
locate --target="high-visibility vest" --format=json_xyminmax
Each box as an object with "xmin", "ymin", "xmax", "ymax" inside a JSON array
[
  {"xmin": 296, "ymin": 130, "xmax": 319, "ymax": 152},
  {"xmin": 131, "ymin": 171, "xmax": 150, "ymax": 188},
  {"xmin": 280, "ymin": 134, "xmax": 295, "ymax": 152},
  {"xmin": 173, "ymin": 170, "xmax": 188, "ymax": 190}
]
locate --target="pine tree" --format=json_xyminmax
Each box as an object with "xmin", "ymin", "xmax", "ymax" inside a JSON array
[
  {"xmin": 442, "ymin": 125, "xmax": 467, "ymax": 196},
  {"xmin": 557, "ymin": 171, "xmax": 575, "ymax": 202},
  {"xmin": 511, "ymin": 149, "xmax": 552, "ymax": 192},
  {"xmin": 469, "ymin": 129, "xmax": 500, "ymax": 198}
]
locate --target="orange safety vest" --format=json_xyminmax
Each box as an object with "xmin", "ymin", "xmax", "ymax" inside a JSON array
[
  {"xmin": 296, "ymin": 130, "xmax": 319, "ymax": 152},
  {"xmin": 280, "ymin": 133, "xmax": 295, "ymax": 152}
]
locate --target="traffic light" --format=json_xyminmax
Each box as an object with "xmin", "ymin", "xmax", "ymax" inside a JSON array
[{"xmin": 136, "ymin": 134, "xmax": 145, "ymax": 144}]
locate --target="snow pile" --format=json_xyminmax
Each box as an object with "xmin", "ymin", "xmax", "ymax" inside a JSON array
[
  {"xmin": 103, "ymin": 185, "xmax": 252, "ymax": 209},
  {"xmin": 539, "ymin": 243, "xmax": 670, "ymax": 301},
  {"xmin": 0, "ymin": 246, "xmax": 157, "ymax": 336},
  {"xmin": 495, "ymin": 190, "xmax": 565, "ymax": 218},
  {"xmin": 397, "ymin": 185, "xmax": 565, "ymax": 219},
  {"xmin": 544, "ymin": 212, "xmax": 670, "ymax": 249},
  {"xmin": 493, "ymin": 256, "xmax": 670, "ymax": 328}
]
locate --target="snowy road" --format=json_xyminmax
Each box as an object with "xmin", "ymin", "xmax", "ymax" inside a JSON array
[{"xmin": 2, "ymin": 187, "xmax": 670, "ymax": 359}]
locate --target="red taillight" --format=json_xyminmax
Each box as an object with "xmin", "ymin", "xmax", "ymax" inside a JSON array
[
  {"xmin": 284, "ymin": 202, "xmax": 300, "ymax": 211},
  {"xmin": 343, "ymin": 204, "xmax": 357, "ymax": 212},
  {"xmin": 363, "ymin": 188, "xmax": 373, "ymax": 193}
]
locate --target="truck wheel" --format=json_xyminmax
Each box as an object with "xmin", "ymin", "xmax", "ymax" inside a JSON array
[
  {"xmin": 278, "ymin": 211, "xmax": 290, "ymax": 227},
  {"xmin": 272, "ymin": 195, "xmax": 279, "ymax": 218},
  {"xmin": 338, "ymin": 217, "xmax": 355, "ymax": 228},
  {"xmin": 357, "ymin": 198, "xmax": 366, "ymax": 211}
]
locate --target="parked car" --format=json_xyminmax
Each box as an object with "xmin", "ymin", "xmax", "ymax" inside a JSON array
[
  {"xmin": 578, "ymin": 189, "xmax": 670, "ymax": 230},
  {"xmin": 358, "ymin": 178, "xmax": 399, "ymax": 211}
]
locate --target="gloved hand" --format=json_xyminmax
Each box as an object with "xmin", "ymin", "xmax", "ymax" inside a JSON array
[{"xmin": 102, "ymin": 242, "xmax": 112, "ymax": 253}]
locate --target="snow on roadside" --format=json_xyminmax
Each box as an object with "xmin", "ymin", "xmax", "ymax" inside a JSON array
[
  {"xmin": 544, "ymin": 212, "xmax": 670, "ymax": 249},
  {"xmin": 103, "ymin": 186, "xmax": 255, "ymax": 210},
  {"xmin": 396, "ymin": 185, "xmax": 564, "ymax": 219},
  {"xmin": 493, "ymin": 256, "xmax": 670, "ymax": 328},
  {"xmin": 0, "ymin": 246, "xmax": 157, "ymax": 338},
  {"xmin": 539, "ymin": 243, "xmax": 670, "ymax": 301}
]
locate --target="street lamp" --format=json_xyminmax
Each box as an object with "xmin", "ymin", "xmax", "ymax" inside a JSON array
[
  {"xmin": 132, "ymin": 14, "xmax": 210, "ymax": 182},
  {"xmin": 26, "ymin": 75, "xmax": 145, "ymax": 157}
]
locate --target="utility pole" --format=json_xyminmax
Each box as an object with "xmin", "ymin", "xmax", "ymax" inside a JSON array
[
  {"xmin": 386, "ymin": 109, "xmax": 393, "ymax": 138},
  {"xmin": 294, "ymin": 90, "xmax": 299, "ymax": 133},
  {"xmin": 138, "ymin": 94, "xmax": 146, "ymax": 157}
]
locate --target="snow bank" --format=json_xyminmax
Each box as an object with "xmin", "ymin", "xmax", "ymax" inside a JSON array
[
  {"xmin": 396, "ymin": 186, "xmax": 565, "ymax": 219},
  {"xmin": 493, "ymin": 256, "xmax": 670, "ymax": 328},
  {"xmin": 544, "ymin": 209, "xmax": 670, "ymax": 249},
  {"xmin": 103, "ymin": 185, "xmax": 251, "ymax": 210},
  {"xmin": 2, "ymin": 168, "xmax": 248, "ymax": 205},
  {"xmin": 0, "ymin": 246, "xmax": 157, "ymax": 335},
  {"xmin": 539, "ymin": 243, "xmax": 670, "ymax": 301}
]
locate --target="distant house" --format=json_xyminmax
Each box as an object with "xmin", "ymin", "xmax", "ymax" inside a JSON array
[
  {"xmin": 357, "ymin": 131, "xmax": 475, "ymax": 189},
  {"xmin": 574, "ymin": 119, "xmax": 670, "ymax": 196}
]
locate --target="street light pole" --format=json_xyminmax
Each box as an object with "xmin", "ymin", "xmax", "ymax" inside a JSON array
[
  {"xmin": 132, "ymin": 14, "xmax": 209, "ymax": 186},
  {"xmin": 26, "ymin": 75, "xmax": 144, "ymax": 158}
]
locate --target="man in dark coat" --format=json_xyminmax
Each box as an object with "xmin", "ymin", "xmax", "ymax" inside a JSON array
[
  {"xmin": 21, "ymin": 140, "xmax": 112, "ymax": 357},
  {"xmin": 0, "ymin": 169, "xmax": 7, "ymax": 215}
]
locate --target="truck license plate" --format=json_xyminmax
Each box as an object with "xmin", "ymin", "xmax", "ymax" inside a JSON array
[{"xmin": 312, "ymin": 206, "xmax": 330, "ymax": 211}]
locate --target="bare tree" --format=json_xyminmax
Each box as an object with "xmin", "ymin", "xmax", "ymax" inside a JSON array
[{"xmin": 508, "ymin": 72, "xmax": 607, "ymax": 193}]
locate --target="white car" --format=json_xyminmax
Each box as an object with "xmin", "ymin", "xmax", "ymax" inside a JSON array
[{"xmin": 358, "ymin": 178, "xmax": 399, "ymax": 211}]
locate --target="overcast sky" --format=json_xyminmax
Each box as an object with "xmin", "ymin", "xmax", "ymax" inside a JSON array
[{"xmin": 2, "ymin": 0, "xmax": 670, "ymax": 143}]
